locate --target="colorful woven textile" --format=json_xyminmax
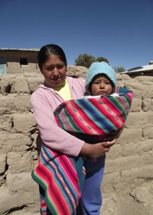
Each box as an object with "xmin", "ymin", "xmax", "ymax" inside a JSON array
[
  {"xmin": 54, "ymin": 87, "xmax": 133, "ymax": 143},
  {"xmin": 32, "ymin": 144, "xmax": 83, "ymax": 215},
  {"xmin": 32, "ymin": 87, "xmax": 133, "ymax": 215}
]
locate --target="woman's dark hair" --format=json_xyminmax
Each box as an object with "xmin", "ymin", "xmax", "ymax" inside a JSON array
[{"xmin": 37, "ymin": 44, "xmax": 67, "ymax": 70}]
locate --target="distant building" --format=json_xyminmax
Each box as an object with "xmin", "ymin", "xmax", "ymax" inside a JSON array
[
  {"xmin": 0, "ymin": 48, "xmax": 39, "ymax": 75},
  {"xmin": 0, "ymin": 48, "xmax": 87, "ymax": 78},
  {"xmin": 123, "ymin": 61, "xmax": 153, "ymax": 77}
]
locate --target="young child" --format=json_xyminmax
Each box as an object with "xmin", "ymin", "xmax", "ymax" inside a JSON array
[{"xmin": 81, "ymin": 61, "xmax": 117, "ymax": 215}]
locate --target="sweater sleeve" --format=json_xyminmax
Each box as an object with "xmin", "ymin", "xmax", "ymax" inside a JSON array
[{"xmin": 31, "ymin": 90, "xmax": 84, "ymax": 156}]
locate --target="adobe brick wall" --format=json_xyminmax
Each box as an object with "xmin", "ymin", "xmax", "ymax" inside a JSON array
[
  {"xmin": 0, "ymin": 50, "xmax": 39, "ymax": 75},
  {"xmin": 6, "ymin": 62, "xmax": 38, "ymax": 74},
  {"xmin": 0, "ymin": 69, "xmax": 153, "ymax": 215}
]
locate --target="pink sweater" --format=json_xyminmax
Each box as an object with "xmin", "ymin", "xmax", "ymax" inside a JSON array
[{"xmin": 31, "ymin": 76, "xmax": 85, "ymax": 156}]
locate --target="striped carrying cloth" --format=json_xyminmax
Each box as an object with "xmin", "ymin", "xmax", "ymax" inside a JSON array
[
  {"xmin": 32, "ymin": 143, "xmax": 83, "ymax": 215},
  {"xmin": 54, "ymin": 87, "xmax": 133, "ymax": 143},
  {"xmin": 32, "ymin": 87, "xmax": 133, "ymax": 215}
]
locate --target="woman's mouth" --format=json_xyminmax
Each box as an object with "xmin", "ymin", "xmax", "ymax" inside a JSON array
[{"xmin": 53, "ymin": 77, "xmax": 60, "ymax": 81}]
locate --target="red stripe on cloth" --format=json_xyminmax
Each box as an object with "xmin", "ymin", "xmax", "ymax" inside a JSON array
[
  {"xmin": 35, "ymin": 162, "xmax": 73, "ymax": 215},
  {"xmin": 89, "ymin": 97, "xmax": 124, "ymax": 128},
  {"xmin": 58, "ymin": 155, "xmax": 80, "ymax": 193},
  {"xmin": 35, "ymin": 146, "xmax": 81, "ymax": 214},
  {"xmin": 43, "ymin": 147, "xmax": 80, "ymax": 196},
  {"xmin": 66, "ymin": 100, "xmax": 105, "ymax": 135},
  {"xmin": 59, "ymin": 156, "xmax": 81, "ymax": 207}
]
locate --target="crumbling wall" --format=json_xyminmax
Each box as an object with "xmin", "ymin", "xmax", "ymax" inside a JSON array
[
  {"xmin": 102, "ymin": 74, "xmax": 153, "ymax": 215},
  {"xmin": 0, "ymin": 70, "xmax": 153, "ymax": 215}
]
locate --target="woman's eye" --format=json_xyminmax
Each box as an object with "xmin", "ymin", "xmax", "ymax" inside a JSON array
[
  {"xmin": 46, "ymin": 64, "xmax": 65, "ymax": 71},
  {"xmin": 47, "ymin": 66, "xmax": 54, "ymax": 71}
]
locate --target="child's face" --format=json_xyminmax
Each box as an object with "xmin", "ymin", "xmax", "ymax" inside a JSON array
[{"xmin": 90, "ymin": 74, "xmax": 114, "ymax": 96}]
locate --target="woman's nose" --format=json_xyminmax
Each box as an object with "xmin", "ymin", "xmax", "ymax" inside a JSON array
[{"xmin": 52, "ymin": 68, "xmax": 59, "ymax": 76}]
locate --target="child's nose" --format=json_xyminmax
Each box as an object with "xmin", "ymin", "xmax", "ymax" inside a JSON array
[{"xmin": 100, "ymin": 82, "xmax": 105, "ymax": 88}]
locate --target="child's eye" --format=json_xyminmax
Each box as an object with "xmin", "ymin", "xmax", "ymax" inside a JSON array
[
  {"xmin": 94, "ymin": 81, "xmax": 101, "ymax": 84},
  {"xmin": 105, "ymin": 81, "xmax": 111, "ymax": 84}
]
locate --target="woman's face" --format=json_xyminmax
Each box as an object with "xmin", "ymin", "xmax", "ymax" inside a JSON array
[{"xmin": 41, "ymin": 54, "xmax": 67, "ymax": 88}]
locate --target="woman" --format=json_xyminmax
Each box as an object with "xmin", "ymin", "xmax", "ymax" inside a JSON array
[{"xmin": 31, "ymin": 44, "xmax": 115, "ymax": 215}]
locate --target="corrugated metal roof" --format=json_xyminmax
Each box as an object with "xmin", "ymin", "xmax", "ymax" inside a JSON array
[{"xmin": 123, "ymin": 61, "xmax": 153, "ymax": 74}]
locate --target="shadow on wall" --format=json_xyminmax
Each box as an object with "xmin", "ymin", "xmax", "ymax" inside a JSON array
[{"xmin": 36, "ymin": 134, "xmax": 42, "ymax": 155}]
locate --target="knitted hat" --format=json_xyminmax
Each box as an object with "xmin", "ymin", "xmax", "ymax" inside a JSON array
[{"xmin": 85, "ymin": 62, "xmax": 116, "ymax": 92}]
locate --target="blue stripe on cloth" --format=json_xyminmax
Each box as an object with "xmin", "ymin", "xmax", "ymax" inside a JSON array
[
  {"xmin": 55, "ymin": 103, "xmax": 83, "ymax": 132},
  {"xmin": 63, "ymin": 106, "xmax": 83, "ymax": 132},
  {"xmin": 39, "ymin": 145, "xmax": 78, "ymax": 209},
  {"xmin": 75, "ymin": 98, "xmax": 116, "ymax": 133}
]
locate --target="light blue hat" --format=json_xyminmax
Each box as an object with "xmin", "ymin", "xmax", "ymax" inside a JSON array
[{"xmin": 85, "ymin": 61, "xmax": 116, "ymax": 92}]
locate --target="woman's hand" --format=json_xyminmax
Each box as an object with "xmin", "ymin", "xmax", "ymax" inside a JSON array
[
  {"xmin": 101, "ymin": 139, "xmax": 116, "ymax": 149},
  {"xmin": 80, "ymin": 139, "xmax": 116, "ymax": 159}
]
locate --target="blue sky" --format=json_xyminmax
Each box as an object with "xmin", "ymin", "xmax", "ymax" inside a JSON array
[{"xmin": 0, "ymin": 0, "xmax": 153, "ymax": 69}]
